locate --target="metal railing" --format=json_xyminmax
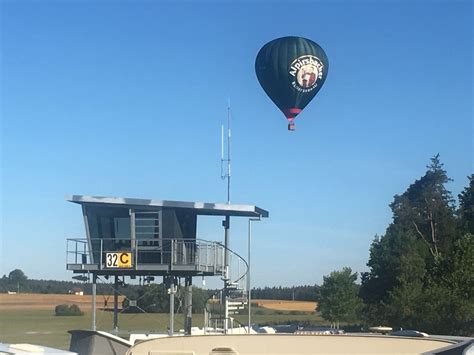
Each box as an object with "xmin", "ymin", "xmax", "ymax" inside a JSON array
[{"xmin": 66, "ymin": 238, "xmax": 226, "ymax": 274}]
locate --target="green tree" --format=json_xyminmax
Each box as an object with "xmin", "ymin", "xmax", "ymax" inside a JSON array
[
  {"xmin": 360, "ymin": 228, "xmax": 427, "ymax": 324},
  {"xmin": 385, "ymin": 246, "xmax": 426, "ymax": 328},
  {"xmin": 8, "ymin": 269, "xmax": 28, "ymax": 292},
  {"xmin": 317, "ymin": 267, "xmax": 362, "ymax": 328},
  {"xmin": 420, "ymin": 233, "xmax": 474, "ymax": 335},
  {"xmin": 137, "ymin": 284, "xmax": 171, "ymax": 313},
  {"xmin": 360, "ymin": 156, "xmax": 473, "ymax": 335},
  {"xmin": 190, "ymin": 287, "xmax": 210, "ymax": 313},
  {"xmin": 55, "ymin": 304, "xmax": 84, "ymax": 316},
  {"xmin": 360, "ymin": 155, "xmax": 457, "ymax": 326},
  {"xmin": 364, "ymin": 228, "xmax": 427, "ymax": 302},
  {"xmin": 457, "ymin": 174, "xmax": 474, "ymax": 234},
  {"xmin": 8, "ymin": 269, "xmax": 27, "ymax": 284},
  {"xmin": 415, "ymin": 175, "xmax": 474, "ymax": 335},
  {"xmin": 389, "ymin": 154, "xmax": 456, "ymax": 258}
]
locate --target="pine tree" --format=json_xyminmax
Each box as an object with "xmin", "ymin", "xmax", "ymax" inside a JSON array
[
  {"xmin": 360, "ymin": 227, "xmax": 427, "ymax": 324},
  {"xmin": 458, "ymin": 174, "xmax": 474, "ymax": 234},
  {"xmin": 360, "ymin": 155, "xmax": 457, "ymax": 328},
  {"xmin": 390, "ymin": 154, "xmax": 456, "ymax": 258}
]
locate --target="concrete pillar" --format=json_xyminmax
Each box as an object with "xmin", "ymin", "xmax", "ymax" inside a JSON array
[
  {"xmin": 169, "ymin": 277, "xmax": 175, "ymax": 336},
  {"xmin": 184, "ymin": 276, "xmax": 193, "ymax": 335},
  {"xmin": 113, "ymin": 275, "xmax": 119, "ymax": 331},
  {"xmin": 223, "ymin": 216, "xmax": 230, "ymax": 333},
  {"xmin": 92, "ymin": 274, "xmax": 97, "ymax": 331}
]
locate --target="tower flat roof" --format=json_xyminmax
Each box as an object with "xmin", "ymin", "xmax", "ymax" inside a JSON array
[{"xmin": 66, "ymin": 195, "xmax": 268, "ymax": 218}]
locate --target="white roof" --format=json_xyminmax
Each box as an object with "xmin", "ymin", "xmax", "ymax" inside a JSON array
[{"xmin": 66, "ymin": 195, "xmax": 268, "ymax": 218}]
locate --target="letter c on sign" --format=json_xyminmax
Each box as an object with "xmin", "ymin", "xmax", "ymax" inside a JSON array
[{"xmin": 120, "ymin": 253, "xmax": 129, "ymax": 265}]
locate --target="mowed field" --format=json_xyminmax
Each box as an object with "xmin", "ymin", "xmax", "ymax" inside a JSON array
[
  {"xmin": 252, "ymin": 299, "xmax": 317, "ymax": 312},
  {"xmin": 0, "ymin": 294, "xmax": 325, "ymax": 350},
  {"xmin": 0, "ymin": 293, "xmax": 124, "ymax": 311}
]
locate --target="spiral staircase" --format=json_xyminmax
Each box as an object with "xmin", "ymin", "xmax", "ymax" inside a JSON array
[{"xmin": 204, "ymin": 246, "xmax": 249, "ymax": 333}]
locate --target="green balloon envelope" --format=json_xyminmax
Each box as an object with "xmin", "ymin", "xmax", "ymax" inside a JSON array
[{"xmin": 255, "ymin": 36, "xmax": 329, "ymax": 130}]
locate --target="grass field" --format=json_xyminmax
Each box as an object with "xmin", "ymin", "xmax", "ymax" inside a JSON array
[{"xmin": 0, "ymin": 294, "xmax": 326, "ymax": 350}]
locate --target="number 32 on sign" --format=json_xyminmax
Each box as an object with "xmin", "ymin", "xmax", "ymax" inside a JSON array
[{"xmin": 105, "ymin": 252, "xmax": 132, "ymax": 268}]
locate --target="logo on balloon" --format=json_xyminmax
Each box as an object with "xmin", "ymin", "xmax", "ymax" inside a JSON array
[{"xmin": 289, "ymin": 55, "xmax": 324, "ymax": 93}]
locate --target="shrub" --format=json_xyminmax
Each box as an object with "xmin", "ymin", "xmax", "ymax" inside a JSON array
[
  {"xmin": 55, "ymin": 304, "xmax": 84, "ymax": 316},
  {"xmin": 289, "ymin": 310, "xmax": 302, "ymax": 315}
]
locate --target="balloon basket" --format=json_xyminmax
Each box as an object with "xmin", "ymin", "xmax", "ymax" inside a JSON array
[{"xmin": 288, "ymin": 122, "xmax": 295, "ymax": 131}]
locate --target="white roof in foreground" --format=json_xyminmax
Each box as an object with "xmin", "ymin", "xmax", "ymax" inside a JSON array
[
  {"xmin": 125, "ymin": 334, "xmax": 458, "ymax": 355},
  {"xmin": 0, "ymin": 342, "xmax": 77, "ymax": 354},
  {"xmin": 66, "ymin": 195, "xmax": 269, "ymax": 218}
]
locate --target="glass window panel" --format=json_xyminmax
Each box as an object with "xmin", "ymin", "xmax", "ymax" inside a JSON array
[{"xmin": 114, "ymin": 217, "xmax": 131, "ymax": 239}]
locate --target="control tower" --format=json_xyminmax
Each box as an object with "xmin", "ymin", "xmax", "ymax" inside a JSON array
[{"xmin": 66, "ymin": 195, "xmax": 268, "ymax": 334}]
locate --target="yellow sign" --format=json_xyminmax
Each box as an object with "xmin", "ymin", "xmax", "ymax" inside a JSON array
[{"xmin": 105, "ymin": 252, "xmax": 132, "ymax": 268}]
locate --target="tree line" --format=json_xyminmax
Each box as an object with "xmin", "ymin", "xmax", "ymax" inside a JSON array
[
  {"xmin": 317, "ymin": 155, "xmax": 473, "ymax": 336},
  {"xmin": 1, "ymin": 270, "xmax": 320, "ymax": 304},
  {"xmin": 0, "ymin": 271, "xmax": 124, "ymax": 295}
]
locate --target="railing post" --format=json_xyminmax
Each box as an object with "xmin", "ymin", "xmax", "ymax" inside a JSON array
[
  {"xmin": 203, "ymin": 243, "xmax": 206, "ymax": 268},
  {"xmin": 214, "ymin": 243, "xmax": 217, "ymax": 272},
  {"xmin": 100, "ymin": 239, "xmax": 103, "ymax": 270},
  {"xmin": 171, "ymin": 239, "xmax": 175, "ymax": 269},
  {"xmin": 135, "ymin": 239, "xmax": 138, "ymax": 270},
  {"xmin": 209, "ymin": 243, "xmax": 212, "ymax": 268},
  {"xmin": 222, "ymin": 244, "xmax": 225, "ymax": 273},
  {"xmin": 66, "ymin": 239, "xmax": 69, "ymax": 265},
  {"xmin": 195, "ymin": 241, "xmax": 198, "ymax": 267}
]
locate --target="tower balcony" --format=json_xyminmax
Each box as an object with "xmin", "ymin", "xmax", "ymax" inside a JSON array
[{"xmin": 66, "ymin": 238, "xmax": 226, "ymax": 277}]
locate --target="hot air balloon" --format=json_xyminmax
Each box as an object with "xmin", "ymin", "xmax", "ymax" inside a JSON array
[{"xmin": 255, "ymin": 36, "xmax": 329, "ymax": 131}]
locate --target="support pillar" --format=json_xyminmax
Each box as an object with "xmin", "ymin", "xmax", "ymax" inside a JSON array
[
  {"xmin": 184, "ymin": 276, "xmax": 193, "ymax": 335},
  {"xmin": 113, "ymin": 275, "xmax": 119, "ymax": 331},
  {"xmin": 248, "ymin": 219, "xmax": 251, "ymax": 333},
  {"xmin": 247, "ymin": 217, "xmax": 260, "ymax": 334},
  {"xmin": 223, "ymin": 216, "xmax": 230, "ymax": 333},
  {"xmin": 224, "ymin": 216, "xmax": 230, "ymax": 278},
  {"xmin": 169, "ymin": 278, "xmax": 175, "ymax": 336},
  {"xmin": 91, "ymin": 274, "xmax": 97, "ymax": 331}
]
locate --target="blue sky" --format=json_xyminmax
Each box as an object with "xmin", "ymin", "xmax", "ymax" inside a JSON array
[{"xmin": 1, "ymin": 0, "xmax": 472, "ymax": 286}]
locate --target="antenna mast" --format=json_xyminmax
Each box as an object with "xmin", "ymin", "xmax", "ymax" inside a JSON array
[
  {"xmin": 220, "ymin": 101, "xmax": 232, "ymax": 333},
  {"xmin": 221, "ymin": 101, "xmax": 231, "ymax": 204}
]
